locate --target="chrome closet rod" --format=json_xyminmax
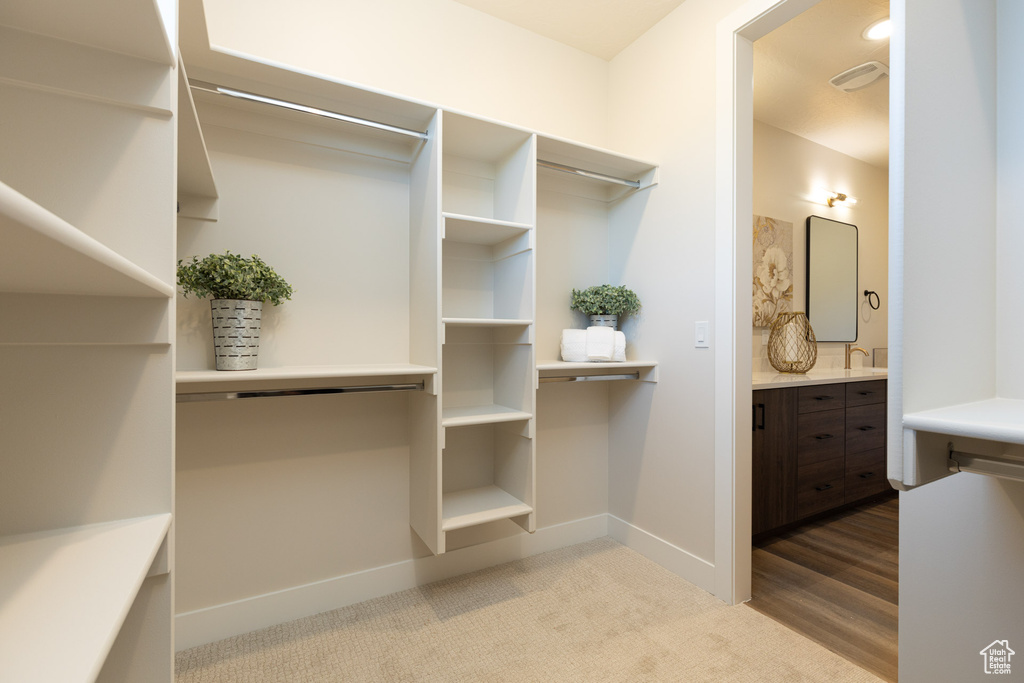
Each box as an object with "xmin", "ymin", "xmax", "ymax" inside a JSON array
[
  {"xmin": 539, "ymin": 373, "xmax": 640, "ymax": 384},
  {"xmin": 537, "ymin": 159, "xmax": 641, "ymax": 188},
  {"xmin": 948, "ymin": 447, "xmax": 1024, "ymax": 482},
  {"xmin": 177, "ymin": 382, "xmax": 424, "ymax": 403},
  {"xmin": 189, "ymin": 80, "xmax": 429, "ymax": 140}
]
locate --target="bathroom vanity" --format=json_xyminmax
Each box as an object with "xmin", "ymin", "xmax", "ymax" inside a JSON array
[{"xmin": 752, "ymin": 369, "xmax": 890, "ymax": 537}]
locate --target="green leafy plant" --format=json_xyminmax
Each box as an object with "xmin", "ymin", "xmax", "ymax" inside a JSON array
[
  {"xmin": 570, "ymin": 284, "xmax": 641, "ymax": 316},
  {"xmin": 176, "ymin": 251, "xmax": 293, "ymax": 306}
]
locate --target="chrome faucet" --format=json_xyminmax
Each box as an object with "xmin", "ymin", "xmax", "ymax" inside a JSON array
[{"xmin": 845, "ymin": 343, "xmax": 869, "ymax": 369}]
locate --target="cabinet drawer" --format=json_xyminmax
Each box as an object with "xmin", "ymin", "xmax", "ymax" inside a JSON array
[
  {"xmin": 846, "ymin": 380, "xmax": 886, "ymax": 407},
  {"xmin": 846, "ymin": 403, "xmax": 886, "ymax": 454},
  {"xmin": 797, "ymin": 458, "xmax": 846, "ymax": 519},
  {"xmin": 797, "ymin": 409, "xmax": 845, "ymax": 466},
  {"xmin": 798, "ymin": 385, "xmax": 846, "ymax": 414},
  {"xmin": 845, "ymin": 448, "xmax": 889, "ymax": 502}
]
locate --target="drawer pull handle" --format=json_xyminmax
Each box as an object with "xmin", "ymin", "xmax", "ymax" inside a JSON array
[
  {"xmin": 857, "ymin": 425, "xmax": 876, "ymax": 432},
  {"xmin": 814, "ymin": 396, "xmax": 834, "ymax": 401},
  {"xmin": 858, "ymin": 391, "xmax": 872, "ymax": 396},
  {"xmin": 815, "ymin": 483, "xmax": 833, "ymax": 492},
  {"xmin": 814, "ymin": 434, "xmax": 834, "ymax": 440},
  {"xmin": 859, "ymin": 471, "xmax": 876, "ymax": 479}
]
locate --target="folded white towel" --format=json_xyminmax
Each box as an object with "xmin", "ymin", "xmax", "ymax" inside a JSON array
[
  {"xmin": 586, "ymin": 326, "xmax": 615, "ymax": 361},
  {"xmin": 560, "ymin": 329, "xmax": 588, "ymax": 362},
  {"xmin": 613, "ymin": 331, "xmax": 626, "ymax": 362}
]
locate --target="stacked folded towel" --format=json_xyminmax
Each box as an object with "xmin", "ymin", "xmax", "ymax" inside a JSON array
[{"xmin": 560, "ymin": 328, "xmax": 626, "ymax": 362}]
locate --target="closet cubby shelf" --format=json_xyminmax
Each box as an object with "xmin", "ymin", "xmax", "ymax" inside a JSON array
[
  {"xmin": 903, "ymin": 397, "xmax": 1024, "ymax": 445},
  {"xmin": 442, "ymin": 213, "xmax": 532, "ymax": 246},
  {"xmin": 0, "ymin": 0, "xmax": 174, "ymax": 66},
  {"xmin": 0, "ymin": 513, "xmax": 172, "ymax": 683},
  {"xmin": 176, "ymin": 364, "xmax": 437, "ymax": 389},
  {"xmin": 441, "ymin": 404, "xmax": 533, "ymax": 428},
  {"xmin": 440, "ymin": 485, "xmax": 533, "ymax": 532},
  {"xmin": 0, "ymin": 180, "xmax": 173, "ymax": 298},
  {"xmin": 537, "ymin": 360, "xmax": 658, "ymax": 383}
]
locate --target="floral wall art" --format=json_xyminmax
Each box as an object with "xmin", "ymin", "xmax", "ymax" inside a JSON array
[{"xmin": 752, "ymin": 215, "xmax": 794, "ymax": 327}]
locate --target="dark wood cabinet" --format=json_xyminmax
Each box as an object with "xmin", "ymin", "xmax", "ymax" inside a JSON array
[
  {"xmin": 751, "ymin": 388, "xmax": 797, "ymax": 535},
  {"xmin": 753, "ymin": 378, "xmax": 889, "ymax": 537}
]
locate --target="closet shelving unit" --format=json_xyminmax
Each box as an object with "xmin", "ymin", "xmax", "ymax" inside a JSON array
[
  {"xmin": 434, "ymin": 111, "xmax": 538, "ymax": 549},
  {"xmin": 173, "ymin": 47, "xmax": 660, "ymax": 561},
  {"xmin": 0, "ymin": 0, "xmax": 176, "ymax": 679}
]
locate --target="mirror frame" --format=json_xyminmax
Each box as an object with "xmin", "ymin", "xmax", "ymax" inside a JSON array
[{"xmin": 805, "ymin": 215, "xmax": 858, "ymax": 342}]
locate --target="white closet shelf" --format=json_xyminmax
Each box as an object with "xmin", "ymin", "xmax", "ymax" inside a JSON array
[
  {"xmin": 0, "ymin": 513, "xmax": 172, "ymax": 683},
  {"xmin": 0, "ymin": 181, "xmax": 173, "ymax": 298},
  {"xmin": 903, "ymin": 398, "xmax": 1024, "ymax": 445},
  {"xmin": 537, "ymin": 360, "xmax": 659, "ymax": 384},
  {"xmin": 441, "ymin": 485, "xmax": 532, "ymax": 532},
  {"xmin": 442, "ymin": 404, "xmax": 533, "ymax": 428},
  {"xmin": 0, "ymin": 0, "xmax": 174, "ymax": 66},
  {"xmin": 442, "ymin": 213, "xmax": 532, "ymax": 246},
  {"xmin": 177, "ymin": 364, "xmax": 437, "ymax": 388},
  {"xmin": 443, "ymin": 317, "xmax": 532, "ymax": 327}
]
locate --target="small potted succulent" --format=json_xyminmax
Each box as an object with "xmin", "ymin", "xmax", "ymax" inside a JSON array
[
  {"xmin": 177, "ymin": 251, "xmax": 293, "ymax": 370},
  {"xmin": 570, "ymin": 284, "xmax": 641, "ymax": 329}
]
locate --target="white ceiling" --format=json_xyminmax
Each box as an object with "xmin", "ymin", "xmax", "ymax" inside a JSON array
[
  {"xmin": 451, "ymin": 0, "xmax": 686, "ymax": 61},
  {"xmin": 456, "ymin": 0, "xmax": 889, "ymax": 169},
  {"xmin": 754, "ymin": 0, "xmax": 890, "ymax": 168}
]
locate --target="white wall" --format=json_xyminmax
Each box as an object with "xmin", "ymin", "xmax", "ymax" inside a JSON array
[
  {"xmin": 752, "ymin": 120, "xmax": 888, "ymax": 371},
  {"xmin": 197, "ymin": 0, "xmax": 610, "ymax": 146},
  {"xmin": 606, "ymin": 0, "xmax": 750, "ymax": 580}
]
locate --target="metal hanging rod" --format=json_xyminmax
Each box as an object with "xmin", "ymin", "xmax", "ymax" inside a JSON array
[
  {"xmin": 539, "ymin": 373, "xmax": 640, "ymax": 384},
  {"xmin": 537, "ymin": 160, "xmax": 641, "ymax": 189},
  {"xmin": 948, "ymin": 445, "xmax": 1024, "ymax": 482},
  {"xmin": 177, "ymin": 382, "xmax": 424, "ymax": 403},
  {"xmin": 189, "ymin": 80, "xmax": 429, "ymax": 140}
]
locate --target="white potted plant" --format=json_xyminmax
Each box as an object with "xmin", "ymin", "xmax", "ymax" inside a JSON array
[{"xmin": 177, "ymin": 251, "xmax": 293, "ymax": 370}]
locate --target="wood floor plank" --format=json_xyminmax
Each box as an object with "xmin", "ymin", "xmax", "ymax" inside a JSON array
[{"xmin": 750, "ymin": 496, "xmax": 899, "ymax": 682}]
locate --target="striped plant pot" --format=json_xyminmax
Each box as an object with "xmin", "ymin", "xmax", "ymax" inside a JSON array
[
  {"xmin": 588, "ymin": 314, "xmax": 618, "ymax": 329},
  {"xmin": 210, "ymin": 299, "xmax": 262, "ymax": 371}
]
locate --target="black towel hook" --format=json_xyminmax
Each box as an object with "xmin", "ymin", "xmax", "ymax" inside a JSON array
[{"xmin": 864, "ymin": 290, "xmax": 880, "ymax": 310}]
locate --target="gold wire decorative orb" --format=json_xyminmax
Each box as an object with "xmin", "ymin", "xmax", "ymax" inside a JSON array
[{"xmin": 767, "ymin": 312, "xmax": 817, "ymax": 373}]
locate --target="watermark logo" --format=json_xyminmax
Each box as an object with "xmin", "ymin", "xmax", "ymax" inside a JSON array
[{"xmin": 980, "ymin": 640, "xmax": 1014, "ymax": 675}]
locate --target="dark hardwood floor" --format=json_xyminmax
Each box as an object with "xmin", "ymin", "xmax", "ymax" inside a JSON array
[{"xmin": 749, "ymin": 495, "xmax": 898, "ymax": 682}]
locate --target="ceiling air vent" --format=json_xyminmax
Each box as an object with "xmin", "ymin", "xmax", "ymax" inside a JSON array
[{"xmin": 829, "ymin": 61, "xmax": 889, "ymax": 92}]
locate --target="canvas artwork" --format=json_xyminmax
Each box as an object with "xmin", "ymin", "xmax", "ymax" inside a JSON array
[{"xmin": 752, "ymin": 215, "xmax": 794, "ymax": 327}]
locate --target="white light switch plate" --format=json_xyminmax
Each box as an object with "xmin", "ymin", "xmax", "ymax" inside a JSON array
[{"xmin": 695, "ymin": 321, "xmax": 709, "ymax": 348}]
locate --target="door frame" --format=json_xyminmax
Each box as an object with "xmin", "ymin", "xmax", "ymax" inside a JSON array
[{"xmin": 713, "ymin": 0, "xmax": 822, "ymax": 604}]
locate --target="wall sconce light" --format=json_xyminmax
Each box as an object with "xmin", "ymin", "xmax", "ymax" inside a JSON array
[{"xmin": 827, "ymin": 191, "xmax": 857, "ymax": 208}]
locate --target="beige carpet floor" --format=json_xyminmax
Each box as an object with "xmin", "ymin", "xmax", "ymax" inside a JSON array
[{"xmin": 176, "ymin": 538, "xmax": 884, "ymax": 682}]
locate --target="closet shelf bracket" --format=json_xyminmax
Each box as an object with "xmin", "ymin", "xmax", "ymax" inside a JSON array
[{"xmin": 177, "ymin": 382, "xmax": 424, "ymax": 402}]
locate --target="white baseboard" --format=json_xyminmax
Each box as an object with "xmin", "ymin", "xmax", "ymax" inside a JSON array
[
  {"xmin": 607, "ymin": 514, "xmax": 716, "ymax": 594},
  {"xmin": 175, "ymin": 514, "xmax": 610, "ymax": 651}
]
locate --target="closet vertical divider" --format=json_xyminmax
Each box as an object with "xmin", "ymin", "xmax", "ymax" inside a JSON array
[
  {"xmin": 409, "ymin": 110, "xmax": 444, "ymax": 554},
  {"xmin": 413, "ymin": 112, "xmax": 537, "ymax": 552}
]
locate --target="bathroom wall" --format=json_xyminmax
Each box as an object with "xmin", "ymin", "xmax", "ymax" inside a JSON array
[{"xmin": 752, "ymin": 120, "xmax": 889, "ymax": 371}]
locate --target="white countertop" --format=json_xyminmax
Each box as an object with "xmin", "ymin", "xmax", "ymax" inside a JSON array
[{"xmin": 752, "ymin": 367, "xmax": 887, "ymax": 390}]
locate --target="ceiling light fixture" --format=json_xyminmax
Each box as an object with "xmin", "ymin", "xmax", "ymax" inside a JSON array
[{"xmin": 863, "ymin": 18, "xmax": 891, "ymax": 40}]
